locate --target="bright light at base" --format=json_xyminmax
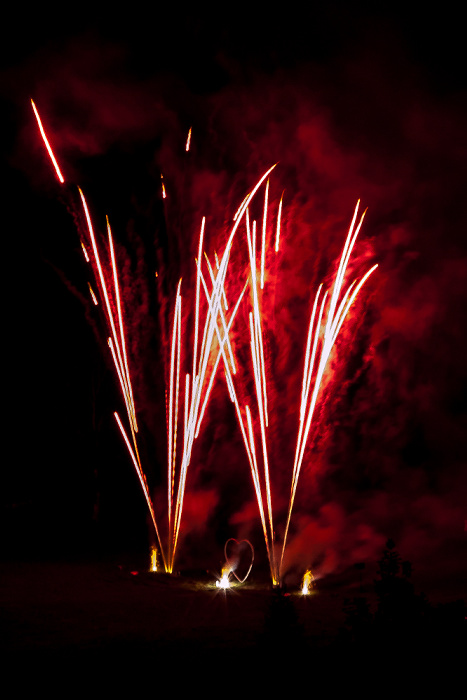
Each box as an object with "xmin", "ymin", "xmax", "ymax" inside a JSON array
[
  {"xmin": 150, "ymin": 546, "xmax": 158, "ymax": 572},
  {"xmin": 216, "ymin": 567, "xmax": 232, "ymax": 589}
]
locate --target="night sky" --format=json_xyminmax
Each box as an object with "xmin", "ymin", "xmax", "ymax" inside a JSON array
[{"xmin": 2, "ymin": 5, "xmax": 466, "ymax": 600}]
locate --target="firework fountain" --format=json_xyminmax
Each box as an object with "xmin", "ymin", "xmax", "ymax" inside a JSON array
[{"xmin": 32, "ymin": 99, "xmax": 377, "ymax": 585}]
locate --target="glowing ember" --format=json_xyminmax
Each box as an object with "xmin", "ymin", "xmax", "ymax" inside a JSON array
[
  {"xmin": 88, "ymin": 282, "xmax": 98, "ymax": 306},
  {"xmin": 301, "ymin": 569, "xmax": 314, "ymax": 595},
  {"xmin": 275, "ymin": 190, "xmax": 284, "ymax": 253},
  {"xmin": 185, "ymin": 126, "xmax": 192, "ymax": 152},
  {"xmin": 150, "ymin": 547, "xmax": 158, "ymax": 572}
]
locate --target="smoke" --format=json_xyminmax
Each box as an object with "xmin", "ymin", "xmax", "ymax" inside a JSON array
[{"xmin": 9, "ymin": 16, "xmax": 467, "ymax": 588}]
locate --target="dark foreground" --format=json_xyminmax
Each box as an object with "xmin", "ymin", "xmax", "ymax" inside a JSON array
[{"xmin": 1, "ymin": 558, "xmax": 464, "ymax": 690}]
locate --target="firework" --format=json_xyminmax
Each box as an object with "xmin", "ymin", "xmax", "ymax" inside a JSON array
[
  {"xmin": 185, "ymin": 127, "xmax": 192, "ymax": 152},
  {"xmin": 218, "ymin": 179, "xmax": 377, "ymax": 584},
  {"xmin": 301, "ymin": 569, "xmax": 314, "ymax": 595},
  {"xmin": 279, "ymin": 202, "xmax": 378, "ymax": 574},
  {"xmin": 150, "ymin": 546, "xmax": 158, "ymax": 572},
  {"xmin": 165, "ymin": 166, "xmax": 277, "ymax": 572},
  {"xmin": 30, "ymin": 100, "xmax": 169, "ymax": 567},
  {"xmin": 32, "ymin": 99, "xmax": 377, "ymax": 583}
]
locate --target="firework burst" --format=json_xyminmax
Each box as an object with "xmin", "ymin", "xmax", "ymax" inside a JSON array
[{"xmin": 31, "ymin": 99, "xmax": 377, "ymax": 582}]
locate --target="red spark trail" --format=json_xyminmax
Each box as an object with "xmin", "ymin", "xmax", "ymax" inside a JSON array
[
  {"xmin": 30, "ymin": 99, "xmax": 65, "ymax": 184},
  {"xmin": 186, "ymin": 127, "xmax": 192, "ymax": 152}
]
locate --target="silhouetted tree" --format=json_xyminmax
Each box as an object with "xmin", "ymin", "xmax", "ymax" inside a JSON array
[
  {"xmin": 342, "ymin": 595, "xmax": 373, "ymax": 646},
  {"xmin": 373, "ymin": 539, "xmax": 430, "ymax": 651},
  {"xmin": 336, "ymin": 539, "xmax": 465, "ymax": 676}
]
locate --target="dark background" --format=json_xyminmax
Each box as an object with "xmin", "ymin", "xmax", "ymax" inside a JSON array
[{"xmin": 1, "ymin": 4, "xmax": 466, "ymax": 603}]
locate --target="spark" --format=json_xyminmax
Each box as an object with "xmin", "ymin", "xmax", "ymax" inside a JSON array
[
  {"xmin": 192, "ymin": 219, "xmax": 205, "ymax": 385},
  {"xmin": 275, "ymin": 191, "xmax": 284, "ymax": 253},
  {"xmin": 88, "ymin": 282, "xmax": 98, "ymax": 306},
  {"xmin": 301, "ymin": 569, "xmax": 314, "ymax": 595},
  {"xmin": 30, "ymin": 99, "xmax": 65, "ymax": 183},
  {"xmin": 260, "ymin": 179, "xmax": 269, "ymax": 289},
  {"xmin": 81, "ymin": 241, "xmax": 90, "ymax": 263},
  {"xmin": 186, "ymin": 127, "xmax": 192, "ymax": 152}
]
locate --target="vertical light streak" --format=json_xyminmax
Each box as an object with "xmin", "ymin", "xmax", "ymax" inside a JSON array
[
  {"xmin": 275, "ymin": 191, "xmax": 284, "ymax": 253},
  {"xmin": 244, "ymin": 207, "xmax": 277, "ymax": 582},
  {"xmin": 300, "ymin": 284, "xmax": 323, "ymax": 419},
  {"xmin": 167, "ymin": 281, "xmax": 182, "ymax": 564},
  {"xmin": 88, "ymin": 282, "xmax": 98, "ymax": 305},
  {"xmin": 30, "ymin": 99, "xmax": 65, "ymax": 184},
  {"xmin": 186, "ymin": 127, "xmax": 192, "ymax": 152},
  {"xmin": 301, "ymin": 288, "xmax": 327, "ymax": 423},
  {"xmin": 150, "ymin": 546, "xmax": 158, "ymax": 572},
  {"xmin": 261, "ymin": 179, "xmax": 269, "ymax": 289},
  {"xmin": 81, "ymin": 241, "xmax": 90, "ymax": 263},
  {"xmin": 183, "ymin": 373, "xmax": 190, "ymax": 452},
  {"xmin": 107, "ymin": 217, "xmax": 138, "ymax": 433},
  {"xmin": 192, "ymin": 218, "xmax": 205, "ymax": 383},
  {"xmin": 246, "ymin": 212, "xmax": 269, "ymax": 426}
]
